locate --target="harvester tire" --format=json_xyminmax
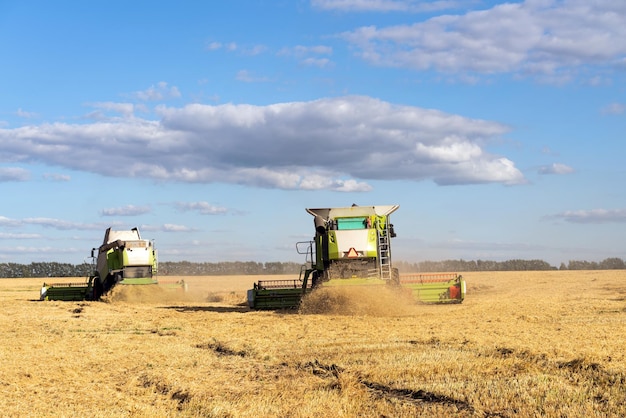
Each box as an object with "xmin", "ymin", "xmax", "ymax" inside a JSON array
[
  {"xmin": 112, "ymin": 273, "xmax": 123, "ymax": 289},
  {"xmin": 93, "ymin": 278, "xmax": 103, "ymax": 300}
]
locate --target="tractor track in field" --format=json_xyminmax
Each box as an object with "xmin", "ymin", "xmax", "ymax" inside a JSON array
[
  {"xmin": 188, "ymin": 338, "xmax": 623, "ymax": 417},
  {"xmin": 359, "ymin": 379, "xmax": 476, "ymax": 413},
  {"xmin": 298, "ymin": 359, "xmax": 512, "ymax": 417}
]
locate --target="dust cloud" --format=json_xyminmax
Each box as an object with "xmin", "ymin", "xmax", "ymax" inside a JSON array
[
  {"xmin": 299, "ymin": 284, "xmax": 417, "ymax": 316},
  {"xmin": 103, "ymin": 283, "xmax": 204, "ymax": 304}
]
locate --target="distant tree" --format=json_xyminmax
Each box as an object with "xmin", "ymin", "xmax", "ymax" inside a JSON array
[
  {"xmin": 567, "ymin": 260, "xmax": 599, "ymax": 270},
  {"xmin": 599, "ymin": 258, "xmax": 626, "ymax": 270}
]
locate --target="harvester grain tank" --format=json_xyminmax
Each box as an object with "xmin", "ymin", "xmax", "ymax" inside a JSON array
[{"xmin": 40, "ymin": 227, "xmax": 158, "ymax": 301}]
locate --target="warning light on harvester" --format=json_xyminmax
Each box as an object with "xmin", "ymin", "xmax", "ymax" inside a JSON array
[{"xmin": 346, "ymin": 247, "xmax": 359, "ymax": 258}]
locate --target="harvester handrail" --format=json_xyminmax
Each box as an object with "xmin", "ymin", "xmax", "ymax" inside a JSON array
[
  {"xmin": 43, "ymin": 281, "xmax": 89, "ymax": 287},
  {"xmin": 399, "ymin": 273, "xmax": 460, "ymax": 284},
  {"xmin": 256, "ymin": 279, "xmax": 310, "ymax": 290}
]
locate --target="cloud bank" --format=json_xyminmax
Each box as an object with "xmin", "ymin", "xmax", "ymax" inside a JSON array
[
  {"xmin": 551, "ymin": 208, "xmax": 626, "ymax": 224},
  {"xmin": 0, "ymin": 96, "xmax": 523, "ymax": 190},
  {"xmin": 340, "ymin": 1, "xmax": 626, "ymax": 81}
]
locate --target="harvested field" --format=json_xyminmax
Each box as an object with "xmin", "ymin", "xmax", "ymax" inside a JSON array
[{"xmin": 1, "ymin": 271, "xmax": 625, "ymax": 417}]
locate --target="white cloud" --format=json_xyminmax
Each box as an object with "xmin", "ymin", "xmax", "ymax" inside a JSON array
[
  {"xmin": 16, "ymin": 108, "xmax": 38, "ymax": 118},
  {"xmin": 86, "ymin": 102, "xmax": 135, "ymax": 118},
  {"xmin": 601, "ymin": 102, "xmax": 626, "ymax": 115},
  {"xmin": 278, "ymin": 45, "xmax": 334, "ymax": 67},
  {"xmin": 138, "ymin": 223, "xmax": 195, "ymax": 232},
  {"xmin": 551, "ymin": 208, "xmax": 626, "ymax": 224},
  {"xmin": 0, "ymin": 246, "xmax": 80, "ymax": 256},
  {"xmin": 241, "ymin": 45, "xmax": 268, "ymax": 56},
  {"xmin": 301, "ymin": 57, "xmax": 333, "ymax": 68},
  {"xmin": 206, "ymin": 41, "xmax": 256, "ymax": 53},
  {"xmin": 332, "ymin": 179, "xmax": 373, "ymax": 192},
  {"xmin": 205, "ymin": 41, "xmax": 223, "ymax": 51},
  {"xmin": 0, "ymin": 216, "xmax": 22, "ymax": 227},
  {"xmin": 538, "ymin": 163, "xmax": 574, "ymax": 175},
  {"xmin": 132, "ymin": 82, "xmax": 182, "ymax": 101},
  {"xmin": 339, "ymin": 1, "xmax": 626, "ymax": 81},
  {"xmin": 0, "ymin": 96, "xmax": 524, "ymax": 189},
  {"xmin": 0, "ymin": 232, "xmax": 42, "ymax": 239},
  {"xmin": 541, "ymin": 146, "xmax": 559, "ymax": 156},
  {"xmin": 298, "ymin": 174, "xmax": 372, "ymax": 192},
  {"xmin": 176, "ymin": 202, "xmax": 228, "ymax": 215},
  {"xmin": 22, "ymin": 217, "xmax": 100, "ymax": 230},
  {"xmin": 0, "ymin": 167, "xmax": 30, "ymax": 182},
  {"xmin": 235, "ymin": 70, "xmax": 270, "ymax": 83},
  {"xmin": 161, "ymin": 224, "xmax": 194, "ymax": 232},
  {"xmin": 312, "ymin": 0, "xmax": 465, "ymax": 13},
  {"xmin": 280, "ymin": 45, "xmax": 333, "ymax": 57},
  {"xmin": 0, "ymin": 215, "xmax": 137, "ymax": 231},
  {"xmin": 101, "ymin": 205, "xmax": 152, "ymax": 216},
  {"xmin": 43, "ymin": 173, "xmax": 71, "ymax": 182}
]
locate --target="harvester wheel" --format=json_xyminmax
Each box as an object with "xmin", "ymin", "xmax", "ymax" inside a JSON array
[{"xmin": 93, "ymin": 278, "xmax": 103, "ymax": 300}]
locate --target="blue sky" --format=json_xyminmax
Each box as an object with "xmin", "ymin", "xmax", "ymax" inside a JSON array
[{"xmin": 1, "ymin": 0, "xmax": 625, "ymax": 267}]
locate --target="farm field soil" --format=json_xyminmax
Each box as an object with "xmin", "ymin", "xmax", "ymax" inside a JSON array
[{"xmin": 0, "ymin": 271, "xmax": 625, "ymax": 417}]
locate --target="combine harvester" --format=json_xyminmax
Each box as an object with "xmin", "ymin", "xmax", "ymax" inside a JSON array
[
  {"xmin": 41, "ymin": 227, "xmax": 159, "ymax": 301},
  {"xmin": 247, "ymin": 205, "xmax": 466, "ymax": 309}
]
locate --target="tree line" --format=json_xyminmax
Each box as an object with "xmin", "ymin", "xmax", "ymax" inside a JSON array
[
  {"xmin": 394, "ymin": 257, "xmax": 626, "ymax": 272},
  {"xmin": 0, "ymin": 258, "xmax": 624, "ymax": 278},
  {"xmin": 0, "ymin": 260, "xmax": 303, "ymax": 278}
]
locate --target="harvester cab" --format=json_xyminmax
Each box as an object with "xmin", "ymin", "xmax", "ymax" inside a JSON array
[{"xmin": 40, "ymin": 227, "xmax": 158, "ymax": 301}]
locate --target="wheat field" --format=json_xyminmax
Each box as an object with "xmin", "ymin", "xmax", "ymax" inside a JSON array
[{"xmin": 0, "ymin": 270, "xmax": 624, "ymax": 417}]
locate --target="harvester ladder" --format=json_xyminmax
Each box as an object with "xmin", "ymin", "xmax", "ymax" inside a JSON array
[{"xmin": 377, "ymin": 230, "xmax": 392, "ymax": 280}]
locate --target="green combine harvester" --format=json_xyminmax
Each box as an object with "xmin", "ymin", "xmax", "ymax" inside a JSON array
[
  {"xmin": 40, "ymin": 227, "xmax": 158, "ymax": 301},
  {"xmin": 247, "ymin": 205, "xmax": 466, "ymax": 309}
]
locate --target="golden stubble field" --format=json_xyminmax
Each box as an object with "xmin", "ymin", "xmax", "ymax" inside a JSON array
[{"xmin": 0, "ymin": 271, "xmax": 624, "ymax": 417}]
